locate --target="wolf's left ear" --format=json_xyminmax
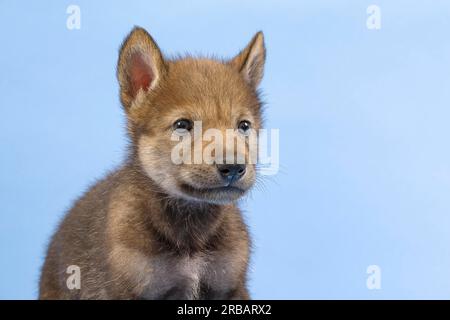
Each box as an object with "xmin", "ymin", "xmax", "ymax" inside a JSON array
[
  {"xmin": 117, "ymin": 27, "xmax": 166, "ymax": 110},
  {"xmin": 230, "ymin": 31, "xmax": 266, "ymax": 88}
]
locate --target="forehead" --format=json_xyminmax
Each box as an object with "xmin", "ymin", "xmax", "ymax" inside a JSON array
[{"xmin": 151, "ymin": 58, "xmax": 261, "ymax": 126}]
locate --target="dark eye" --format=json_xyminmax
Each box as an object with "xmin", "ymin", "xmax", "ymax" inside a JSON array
[
  {"xmin": 173, "ymin": 119, "xmax": 193, "ymax": 134},
  {"xmin": 238, "ymin": 120, "xmax": 251, "ymax": 135}
]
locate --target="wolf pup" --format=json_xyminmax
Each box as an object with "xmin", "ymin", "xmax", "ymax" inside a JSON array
[{"xmin": 39, "ymin": 26, "xmax": 266, "ymax": 299}]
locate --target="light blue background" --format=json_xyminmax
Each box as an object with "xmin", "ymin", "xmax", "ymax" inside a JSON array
[{"xmin": 1, "ymin": 0, "xmax": 450, "ymax": 299}]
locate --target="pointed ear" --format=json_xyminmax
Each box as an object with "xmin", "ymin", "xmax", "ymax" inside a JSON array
[
  {"xmin": 117, "ymin": 27, "xmax": 166, "ymax": 110},
  {"xmin": 230, "ymin": 31, "xmax": 266, "ymax": 88}
]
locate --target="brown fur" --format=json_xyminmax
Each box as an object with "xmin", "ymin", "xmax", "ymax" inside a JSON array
[{"xmin": 39, "ymin": 27, "xmax": 266, "ymax": 300}]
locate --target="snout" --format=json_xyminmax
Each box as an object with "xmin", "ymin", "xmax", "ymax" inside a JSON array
[
  {"xmin": 217, "ymin": 164, "xmax": 246, "ymax": 184},
  {"xmin": 174, "ymin": 163, "xmax": 254, "ymax": 204}
]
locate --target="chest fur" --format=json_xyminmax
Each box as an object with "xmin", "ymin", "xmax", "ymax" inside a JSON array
[{"xmin": 136, "ymin": 251, "xmax": 241, "ymax": 299}]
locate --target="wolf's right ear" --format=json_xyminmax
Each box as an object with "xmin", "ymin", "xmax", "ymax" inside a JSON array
[{"xmin": 117, "ymin": 27, "xmax": 166, "ymax": 110}]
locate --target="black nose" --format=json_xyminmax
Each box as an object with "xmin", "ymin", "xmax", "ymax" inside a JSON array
[{"xmin": 217, "ymin": 164, "xmax": 246, "ymax": 182}]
